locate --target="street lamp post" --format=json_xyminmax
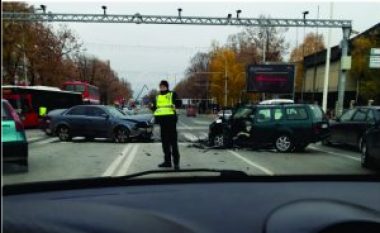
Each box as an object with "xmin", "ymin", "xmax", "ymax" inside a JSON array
[{"xmin": 301, "ymin": 10, "xmax": 309, "ymax": 102}]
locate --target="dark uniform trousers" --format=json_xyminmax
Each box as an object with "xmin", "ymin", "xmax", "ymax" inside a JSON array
[{"xmin": 158, "ymin": 116, "xmax": 180, "ymax": 165}]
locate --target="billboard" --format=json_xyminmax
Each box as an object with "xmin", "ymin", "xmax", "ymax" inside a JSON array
[{"xmin": 246, "ymin": 64, "xmax": 295, "ymax": 93}]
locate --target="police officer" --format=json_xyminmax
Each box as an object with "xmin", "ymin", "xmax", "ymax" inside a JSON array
[
  {"xmin": 152, "ymin": 80, "xmax": 180, "ymax": 170},
  {"xmin": 39, "ymin": 106, "xmax": 47, "ymax": 117}
]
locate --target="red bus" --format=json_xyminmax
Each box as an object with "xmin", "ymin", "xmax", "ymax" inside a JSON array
[
  {"xmin": 2, "ymin": 86, "xmax": 83, "ymax": 128},
  {"xmin": 62, "ymin": 81, "xmax": 100, "ymax": 104}
]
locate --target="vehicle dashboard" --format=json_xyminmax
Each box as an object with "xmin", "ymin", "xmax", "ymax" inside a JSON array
[{"xmin": 3, "ymin": 176, "xmax": 380, "ymax": 233}]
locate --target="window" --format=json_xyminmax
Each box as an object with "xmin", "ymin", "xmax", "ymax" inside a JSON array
[
  {"xmin": 285, "ymin": 107, "xmax": 308, "ymax": 120},
  {"xmin": 87, "ymin": 107, "xmax": 106, "ymax": 117},
  {"xmin": 66, "ymin": 106, "xmax": 86, "ymax": 116},
  {"xmin": 106, "ymin": 106, "xmax": 126, "ymax": 118},
  {"xmin": 75, "ymin": 85, "xmax": 85, "ymax": 92},
  {"xmin": 352, "ymin": 109, "xmax": 368, "ymax": 121},
  {"xmin": 367, "ymin": 110, "xmax": 375, "ymax": 122},
  {"xmin": 233, "ymin": 107, "xmax": 253, "ymax": 119},
  {"xmin": 256, "ymin": 108, "xmax": 271, "ymax": 123},
  {"xmin": 273, "ymin": 108, "xmax": 284, "ymax": 121},
  {"xmin": 89, "ymin": 86, "xmax": 99, "ymax": 97},
  {"xmin": 309, "ymin": 105, "xmax": 323, "ymax": 121},
  {"xmin": 64, "ymin": 85, "xmax": 75, "ymax": 91},
  {"xmin": 340, "ymin": 109, "xmax": 355, "ymax": 122},
  {"xmin": 2, "ymin": 102, "xmax": 11, "ymax": 120}
]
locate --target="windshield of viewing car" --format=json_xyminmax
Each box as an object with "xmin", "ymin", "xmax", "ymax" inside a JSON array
[{"xmin": 2, "ymin": 1, "xmax": 380, "ymax": 186}]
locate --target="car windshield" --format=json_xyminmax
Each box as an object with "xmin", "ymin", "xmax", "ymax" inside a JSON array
[
  {"xmin": 106, "ymin": 106, "xmax": 127, "ymax": 118},
  {"xmin": 233, "ymin": 107, "xmax": 253, "ymax": 119},
  {"xmin": 2, "ymin": 1, "xmax": 380, "ymax": 187}
]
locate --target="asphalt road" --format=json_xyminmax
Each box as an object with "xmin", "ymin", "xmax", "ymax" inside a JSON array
[{"xmin": 3, "ymin": 113, "xmax": 376, "ymax": 185}]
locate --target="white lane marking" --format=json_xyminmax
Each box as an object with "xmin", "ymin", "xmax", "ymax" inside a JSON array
[
  {"xmin": 178, "ymin": 121, "xmax": 192, "ymax": 130},
  {"xmin": 34, "ymin": 137, "xmax": 59, "ymax": 145},
  {"xmin": 102, "ymin": 144, "xmax": 133, "ymax": 177},
  {"xmin": 228, "ymin": 150, "xmax": 274, "ymax": 176},
  {"xmin": 309, "ymin": 146, "xmax": 361, "ymax": 161},
  {"xmin": 199, "ymin": 132, "xmax": 209, "ymax": 139},
  {"xmin": 177, "ymin": 126, "xmax": 209, "ymax": 130},
  {"xmin": 182, "ymin": 133, "xmax": 199, "ymax": 142},
  {"xmin": 192, "ymin": 120, "xmax": 212, "ymax": 125},
  {"xmin": 27, "ymin": 137, "xmax": 41, "ymax": 142},
  {"xmin": 115, "ymin": 144, "xmax": 140, "ymax": 176}
]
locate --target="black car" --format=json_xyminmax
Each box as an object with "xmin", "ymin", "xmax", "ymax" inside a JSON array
[
  {"xmin": 324, "ymin": 106, "xmax": 380, "ymax": 151},
  {"xmin": 50, "ymin": 105, "xmax": 153, "ymax": 142},
  {"xmin": 361, "ymin": 124, "xmax": 380, "ymax": 169},
  {"xmin": 209, "ymin": 104, "xmax": 329, "ymax": 152}
]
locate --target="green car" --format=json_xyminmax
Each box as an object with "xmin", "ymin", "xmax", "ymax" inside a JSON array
[
  {"xmin": 2, "ymin": 99, "xmax": 28, "ymax": 167},
  {"xmin": 209, "ymin": 104, "xmax": 330, "ymax": 152}
]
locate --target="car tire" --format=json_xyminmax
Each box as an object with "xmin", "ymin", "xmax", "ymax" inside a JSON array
[
  {"xmin": 114, "ymin": 126, "xmax": 130, "ymax": 143},
  {"xmin": 358, "ymin": 135, "xmax": 364, "ymax": 152},
  {"xmin": 85, "ymin": 137, "xmax": 94, "ymax": 141},
  {"xmin": 361, "ymin": 140, "xmax": 372, "ymax": 169},
  {"xmin": 57, "ymin": 126, "xmax": 72, "ymax": 142},
  {"xmin": 274, "ymin": 134, "xmax": 294, "ymax": 153},
  {"xmin": 322, "ymin": 137, "xmax": 332, "ymax": 146},
  {"xmin": 294, "ymin": 143, "xmax": 309, "ymax": 152},
  {"xmin": 211, "ymin": 134, "xmax": 225, "ymax": 148}
]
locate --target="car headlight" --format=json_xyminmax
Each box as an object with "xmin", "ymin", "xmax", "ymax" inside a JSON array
[{"xmin": 216, "ymin": 119, "xmax": 222, "ymax": 124}]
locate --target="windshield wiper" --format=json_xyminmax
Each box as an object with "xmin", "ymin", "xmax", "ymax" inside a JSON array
[{"xmin": 114, "ymin": 168, "xmax": 248, "ymax": 180}]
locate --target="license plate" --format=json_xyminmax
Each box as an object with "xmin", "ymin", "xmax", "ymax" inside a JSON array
[{"xmin": 321, "ymin": 124, "xmax": 328, "ymax": 129}]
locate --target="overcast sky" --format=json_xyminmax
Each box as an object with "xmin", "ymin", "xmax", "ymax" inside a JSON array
[{"xmin": 25, "ymin": 1, "xmax": 380, "ymax": 96}]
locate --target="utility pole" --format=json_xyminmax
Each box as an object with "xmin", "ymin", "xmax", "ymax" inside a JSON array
[
  {"xmin": 322, "ymin": 3, "xmax": 333, "ymax": 112},
  {"xmin": 301, "ymin": 10, "xmax": 309, "ymax": 102},
  {"xmin": 261, "ymin": 30, "xmax": 267, "ymax": 101},
  {"xmin": 312, "ymin": 6, "xmax": 320, "ymax": 103},
  {"xmin": 224, "ymin": 58, "xmax": 228, "ymax": 107},
  {"xmin": 336, "ymin": 27, "xmax": 351, "ymax": 117}
]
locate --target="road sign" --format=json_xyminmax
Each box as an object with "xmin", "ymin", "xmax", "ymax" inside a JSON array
[
  {"xmin": 369, "ymin": 48, "xmax": 380, "ymax": 69},
  {"xmin": 246, "ymin": 64, "xmax": 295, "ymax": 93},
  {"xmin": 370, "ymin": 48, "xmax": 380, "ymax": 55}
]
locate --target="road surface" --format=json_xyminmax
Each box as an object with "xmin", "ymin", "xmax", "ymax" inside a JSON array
[{"xmin": 3, "ymin": 113, "xmax": 376, "ymax": 185}]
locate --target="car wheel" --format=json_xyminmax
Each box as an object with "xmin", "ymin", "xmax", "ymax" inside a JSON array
[
  {"xmin": 322, "ymin": 136, "xmax": 332, "ymax": 146},
  {"xmin": 294, "ymin": 143, "xmax": 309, "ymax": 152},
  {"xmin": 361, "ymin": 140, "xmax": 372, "ymax": 169},
  {"xmin": 114, "ymin": 127, "xmax": 129, "ymax": 143},
  {"xmin": 57, "ymin": 126, "xmax": 71, "ymax": 142},
  {"xmin": 358, "ymin": 136, "xmax": 363, "ymax": 152},
  {"xmin": 85, "ymin": 137, "xmax": 94, "ymax": 141},
  {"xmin": 274, "ymin": 134, "xmax": 294, "ymax": 153},
  {"xmin": 212, "ymin": 134, "xmax": 225, "ymax": 148}
]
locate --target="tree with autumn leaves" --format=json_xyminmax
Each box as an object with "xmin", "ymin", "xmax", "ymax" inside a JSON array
[
  {"xmin": 350, "ymin": 32, "xmax": 380, "ymax": 103},
  {"xmin": 2, "ymin": 2, "xmax": 133, "ymax": 104},
  {"xmin": 175, "ymin": 15, "xmax": 289, "ymax": 106}
]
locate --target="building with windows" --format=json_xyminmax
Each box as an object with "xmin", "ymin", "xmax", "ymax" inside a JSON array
[{"xmin": 302, "ymin": 23, "xmax": 380, "ymax": 109}]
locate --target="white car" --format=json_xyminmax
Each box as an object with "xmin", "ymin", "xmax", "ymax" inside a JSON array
[
  {"xmin": 217, "ymin": 110, "xmax": 233, "ymax": 120},
  {"xmin": 259, "ymin": 99, "xmax": 294, "ymax": 105}
]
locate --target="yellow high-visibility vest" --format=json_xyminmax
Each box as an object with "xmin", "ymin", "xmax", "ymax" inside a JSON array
[
  {"xmin": 154, "ymin": 92, "xmax": 175, "ymax": 116},
  {"xmin": 39, "ymin": 106, "xmax": 47, "ymax": 116}
]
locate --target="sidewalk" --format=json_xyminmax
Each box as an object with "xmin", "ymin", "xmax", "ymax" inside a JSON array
[{"xmin": 25, "ymin": 129, "xmax": 49, "ymax": 143}]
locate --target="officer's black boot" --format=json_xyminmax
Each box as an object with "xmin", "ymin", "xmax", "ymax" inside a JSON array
[{"xmin": 158, "ymin": 162, "xmax": 172, "ymax": 168}]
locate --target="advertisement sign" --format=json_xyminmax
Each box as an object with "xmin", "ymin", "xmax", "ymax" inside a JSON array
[{"xmin": 246, "ymin": 64, "xmax": 295, "ymax": 93}]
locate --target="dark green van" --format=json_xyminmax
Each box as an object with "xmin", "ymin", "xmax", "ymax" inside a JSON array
[
  {"xmin": 209, "ymin": 104, "xmax": 330, "ymax": 152},
  {"xmin": 2, "ymin": 99, "xmax": 28, "ymax": 167}
]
